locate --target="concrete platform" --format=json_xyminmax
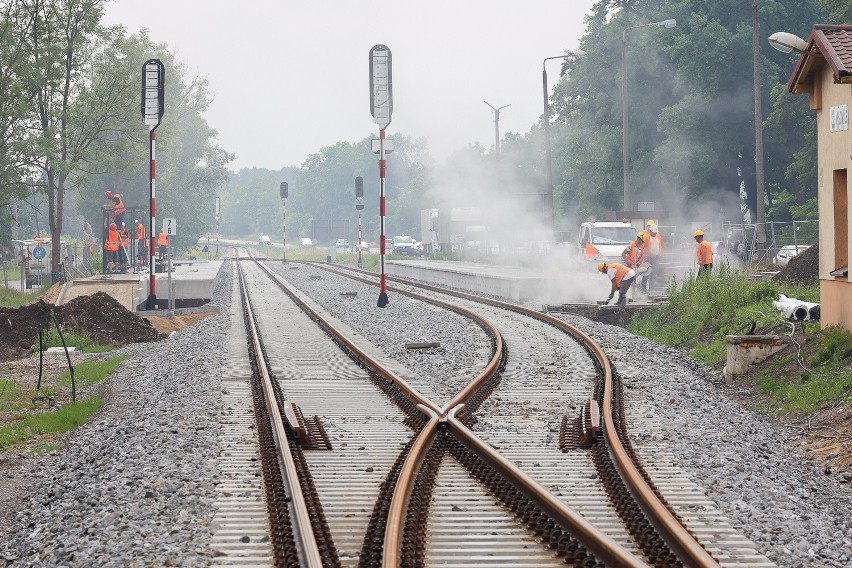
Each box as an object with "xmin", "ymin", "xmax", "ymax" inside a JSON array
[{"xmin": 56, "ymin": 260, "xmax": 222, "ymax": 311}]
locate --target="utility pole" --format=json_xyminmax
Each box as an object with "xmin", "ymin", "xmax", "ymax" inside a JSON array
[
  {"xmin": 484, "ymin": 101, "xmax": 510, "ymax": 157},
  {"xmin": 752, "ymin": 0, "xmax": 767, "ymax": 243}
]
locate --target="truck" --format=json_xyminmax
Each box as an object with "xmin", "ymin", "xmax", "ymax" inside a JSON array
[{"xmin": 578, "ymin": 221, "xmax": 637, "ymax": 264}]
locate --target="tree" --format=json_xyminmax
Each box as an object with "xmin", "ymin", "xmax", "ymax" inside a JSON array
[{"xmin": 15, "ymin": 0, "xmax": 135, "ymax": 279}]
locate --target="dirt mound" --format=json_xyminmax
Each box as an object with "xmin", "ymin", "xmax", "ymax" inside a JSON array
[
  {"xmin": 773, "ymin": 243, "xmax": 819, "ymax": 285},
  {"xmin": 0, "ymin": 292, "xmax": 163, "ymax": 362}
]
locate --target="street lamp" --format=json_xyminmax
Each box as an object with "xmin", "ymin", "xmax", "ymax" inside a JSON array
[
  {"xmin": 622, "ymin": 18, "xmax": 676, "ymax": 212},
  {"xmin": 484, "ymin": 100, "xmax": 510, "ymax": 157},
  {"xmin": 768, "ymin": 31, "xmax": 808, "ymax": 54},
  {"xmin": 542, "ymin": 51, "xmax": 584, "ymax": 232}
]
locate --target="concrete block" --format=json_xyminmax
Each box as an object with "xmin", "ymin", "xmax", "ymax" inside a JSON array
[{"xmin": 724, "ymin": 335, "xmax": 787, "ymax": 380}]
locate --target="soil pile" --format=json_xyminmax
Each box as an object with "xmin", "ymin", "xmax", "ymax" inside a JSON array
[
  {"xmin": 0, "ymin": 292, "xmax": 163, "ymax": 362},
  {"xmin": 773, "ymin": 243, "xmax": 819, "ymax": 285}
]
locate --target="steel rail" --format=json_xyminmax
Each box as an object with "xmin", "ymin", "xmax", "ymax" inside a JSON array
[
  {"xmin": 315, "ymin": 262, "xmax": 719, "ymax": 568},
  {"xmin": 236, "ymin": 258, "xmax": 324, "ymax": 568},
  {"xmin": 445, "ymin": 406, "xmax": 647, "ymax": 567},
  {"xmin": 292, "ymin": 262, "xmax": 654, "ymax": 567},
  {"xmin": 382, "ymin": 407, "xmax": 441, "ymax": 567}
]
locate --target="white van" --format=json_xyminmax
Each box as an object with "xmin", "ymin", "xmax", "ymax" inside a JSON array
[
  {"xmin": 774, "ymin": 245, "xmax": 810, "ymax": 266},
  {"xmin": 578, "ymin": 221, "xmax": 637, "ymax": 263}
]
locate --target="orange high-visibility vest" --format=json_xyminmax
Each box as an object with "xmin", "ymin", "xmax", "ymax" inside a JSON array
[
  {"xmin": 104, "ymin": 225, "xmax": 119, "ymax": 252},
  {"xmin": 697, "ymin": 240, "xmax": 714, "ymax": 266},
  {"xmin": 607, "ymin": 263, "xmax": 634, "ymax": 287},
  {"xmin": 622, "ymin": 241, "xmax": 644, "ymax": 267},
  {"xmin": 644, "ymin": 230, "xmax": 664, "ymax": 256},
  {"xmin": 136, "ymin": 222, "xmax": 146, "ymax": 241},
  {"xmin": 112, "ymin": 194, "xmax": 126, "ymax": 217},
  {"xmin": 119, "ymin": 228, "xmax": 130, "ymax": 248},
  {"xmin": 158, "ymin": 233, "xmax": 169, "ymax": 246}
]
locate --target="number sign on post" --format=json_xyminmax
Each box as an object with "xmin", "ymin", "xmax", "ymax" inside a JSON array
[{"xmin": 163, "ymin": 218, "xmax": 177, "ymax": 236}]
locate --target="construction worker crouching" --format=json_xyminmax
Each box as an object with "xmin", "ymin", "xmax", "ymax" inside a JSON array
[
  {"xmin": 694, "ymin": 230, "xmax": 714, "ymax": 277},
  {"xmin": 598, "ymin": 261, "xmax": 636, "ymax": 307}
]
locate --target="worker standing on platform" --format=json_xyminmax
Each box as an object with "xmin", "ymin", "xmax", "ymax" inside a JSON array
[
  {"xmin": 694, "ymin": 230, "xmax": 714, "ymax": 277},
  {"xmin": 158, "ymin": 232, "xmax": 169, "ymax": 261},
  {"xmin": 118, "ymin": 223, "xmax": 131, "ymax": 270},
  {"xmin": 104, "ymin": 222, "xmax": 119, "ymax": 273},
  {"xmin": 135, "ymin": 220, "xmax": 147, "ymax": 268},
  {"xmin": 598, "ymin": 261, "xmax": 636, "ymax": 307}
]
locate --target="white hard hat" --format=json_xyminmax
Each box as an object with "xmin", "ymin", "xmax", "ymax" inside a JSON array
[{"xmin": 649, "ymin": 224, "xmax": 658, "ymax": 233}]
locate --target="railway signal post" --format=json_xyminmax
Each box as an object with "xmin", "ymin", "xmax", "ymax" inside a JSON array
[
  {"xmin": 369, "ymin": 44, "xmax": 393, "ymax": 308},
  {"xmin": 279, "ymin": 182, "xmax": 288, "ymax": 262},
  {"xmin": 355, "ymin": 176, "xmax": 364, "ymax": 268},
  {"xmin": 141, "ymin": 59, "xmax": 165, "ymax": 310}
]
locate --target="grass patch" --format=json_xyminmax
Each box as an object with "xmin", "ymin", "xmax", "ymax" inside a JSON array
[
  {"xmin": 56, "ymin": 356, "xmax": 125, "ymax": 388},
  {"xmin": 629, "ymin": 265, "xmax": 819, "ymax": 364},
  {"xmin": 0, "ymin": 287, "xmax": 41, "ymax": 308},
  {"xmin": 0, "ymin": 379, "xmax": 26, "ymax": 412},
  {"xmin": 0, "ymin": 396, "xmax": 103, "ymax": 450},
  {"xmin": 33, "ymin": 328, "xmax": 115, "ymax": 353},
  {"xmin": 757, "ymin": 367, "xmax": 852, "ymax": 414}
]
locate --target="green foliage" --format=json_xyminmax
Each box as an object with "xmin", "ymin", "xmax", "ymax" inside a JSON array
[
  {"xmin": 0, "ymin": 287, "xmax": 41, "ymax": 308},
  {"xmin": 819, "ymin": 0, "xmax": 852, "ymax": 23},
  {"xmin": 33, "ymin": 329, "xmax": 115, "ymax": 353},
  {"xmin": 809, "ymin": 326, "xmax": 852, "ymax": 366},
  {"xmin": 0, "ymin": 396, "xmax": 103, "ymax": 450},
  {"xmin": 629, "ymin": 266, "xmax": 819, "ymax": 364},
  {"xmin": 56, "ymin": 356, "xmax": 125, "ymax": 388},
  {"xmin": 757, "ymin": 370, "xmax": 852, "ymax": 414}
]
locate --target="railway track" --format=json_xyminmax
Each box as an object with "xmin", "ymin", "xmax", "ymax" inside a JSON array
[{"xmin": 218, "ymin": 250, "xmax": 770, "ymax": 567}]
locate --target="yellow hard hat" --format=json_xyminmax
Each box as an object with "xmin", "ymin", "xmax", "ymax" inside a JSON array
[
  {"xmin": 693, "ymin": 229, "xmax": 704, "ymax": 237},
  {"xmin": 646, "ymin": 219, "xmax": 656, "ymax": 227},
  {"xmin": 597, "ymin": 261, "xmax": 606, "ymax": 273},
  {"xmin": 637, "ymin": 232, "xmax": 647, "ymax": 242}
]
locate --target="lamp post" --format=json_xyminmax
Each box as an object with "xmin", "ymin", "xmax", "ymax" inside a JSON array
[
  {"xmin": 621, "ymin": 18, "xmax": 676, "ymax": 212},
  {"xmin": 484, "ymin": 100, "xmax": 510, "ymax": 157}
]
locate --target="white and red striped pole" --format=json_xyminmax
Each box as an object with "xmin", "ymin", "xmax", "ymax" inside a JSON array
[
  {"xmin": 357, "ymin": 210, "xmax": 363, "ymax": 268},
  {"xmin": 377, "ymin": 129, "xmax": 389, "ymax": 307},
  {"xmin": 147, "ymin": 130, "xmax": 157, "ymax": 309},
  {"xmin": 279, "ymin": 182, "xmax": 288, "ymax": 262},
  {"xmin": 355, "ymin": 176, "xmax": 364, "ymax": 269}
]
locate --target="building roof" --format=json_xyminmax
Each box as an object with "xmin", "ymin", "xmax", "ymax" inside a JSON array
[{"xmin": 788, "ymin": 25, "xmax": 852, "ymax": 93}]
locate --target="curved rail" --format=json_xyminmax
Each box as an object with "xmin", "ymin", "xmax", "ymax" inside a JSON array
[
  {"xmin": 276, "ymin": 261, "xmax": 654, "ymax": 567},
  {"xmin": 311, "ymin": 261, "xmax": 719, "ymax": 568},
  {"xmin": 236, "ymin": 256, "xmax": 323, "ymax": 568}
]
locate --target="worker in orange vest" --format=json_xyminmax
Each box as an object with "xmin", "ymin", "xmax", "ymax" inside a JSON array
[
  {"xmin": 621, "ymin": 233, "xmax": 647, "ymax": 269},
  {"xmin": 598, "ymin": 261, "xmax": 636, "ymax": 307},
  {"xmin": 158, "ymin": 232, "xmax": 169, "ymax": 260},
  {"xmin": 103, "ymin": 190, "xmax": 126, "ymax": 228},
  {"xmin": 118, "ymin": 223, "xmax": 131, "ymax": 269},
  {"xmin": 135, "ymin": 220, "xmax": 148, "ymax": 265},
  {"xmin": 104, "ymin": 222, "xmax": 120, "ymax": 273},
  {"xmin": 694, "ymin": 230, "xmax": 714, "ymax": 277}
]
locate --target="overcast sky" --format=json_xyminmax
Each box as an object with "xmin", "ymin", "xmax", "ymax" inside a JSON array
[{"xmin": 102, "ymin": 0, "xmax": 597, "ymax": 171}]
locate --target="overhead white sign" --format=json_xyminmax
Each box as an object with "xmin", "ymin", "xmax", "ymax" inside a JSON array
[
  {"xmin": 163, "ymin": 218, "xmax": 177, "ymax": 236},
  {"xmin": 369, "ymin": 45, "xmax": 393, "ymax": 128},
  {"xmin": 141, "ymin": 59, "xmax": 165, "ymax": 131},
  {"xmin": 830, "ymin": 104, "xmax": 848, "ymax": 133}
]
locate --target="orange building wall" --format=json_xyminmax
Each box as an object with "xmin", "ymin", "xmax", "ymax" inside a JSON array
[
  {"xmin": 821, "ymin": 280, "xmax": 852, "ymax": 329},
  {"xmin": 814, "ymin": 66, "xmax": 852, "ymax": 330}
]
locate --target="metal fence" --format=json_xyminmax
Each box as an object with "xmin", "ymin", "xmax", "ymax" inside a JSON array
[{"xmin": 722, "ymin": 220, "xmax": 818, "ymax": 266}]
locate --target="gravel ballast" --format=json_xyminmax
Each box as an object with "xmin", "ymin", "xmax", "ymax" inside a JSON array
[
  {"xmin": 3, "ymin": 258, "xmax": 850, "ymax": 567},
  {"xmin": 269, "ymin": 261, "xmax": 852, "ymax": 567}
]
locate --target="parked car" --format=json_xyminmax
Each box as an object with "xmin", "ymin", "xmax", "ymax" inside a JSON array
[
  {"xmin": 335, "ymin": 238, "xmax": 350, "ymax": 249},
  {"xmin": 392, "ymin": 235, "xmax": 421, "ymax": 256},
  {"xmin": 299, "ymin": 237, "xmax": 313, "ymax": 248},
  {"xmin": 258, "ymin": 235, "xmax": 271, "ymax": 245},
  {"xmin": 774, "ymin": 245, "xmax": 810, "ymax": 266}
]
